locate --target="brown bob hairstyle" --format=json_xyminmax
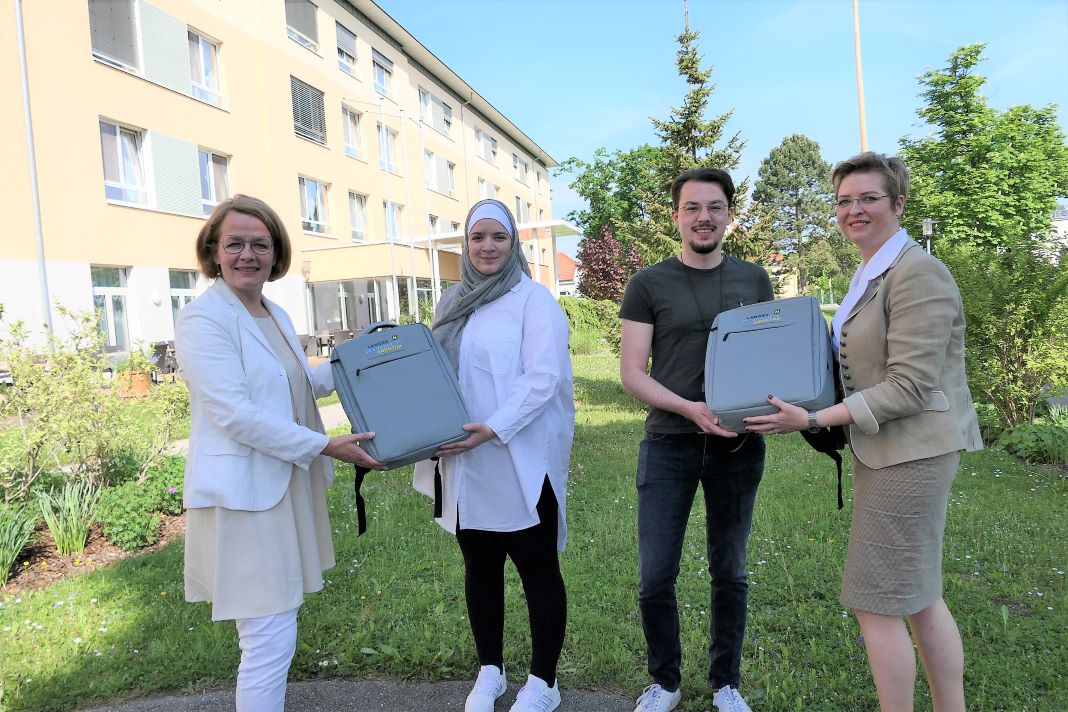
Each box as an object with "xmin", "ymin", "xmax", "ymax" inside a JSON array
[{"xmin": 195, "ymin": 194, "xmax": 291, "ymax": 281}]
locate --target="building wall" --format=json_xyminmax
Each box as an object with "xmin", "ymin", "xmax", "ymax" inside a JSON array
[{"xmin": 1, "ymin": 0, "xmax": 555, "ymax": 346}]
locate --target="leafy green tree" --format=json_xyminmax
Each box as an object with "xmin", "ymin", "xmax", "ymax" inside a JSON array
[
  {"xmin": 900, "ymin": 44, "xmax": 1068, "ymax": 426},
  {"xmin": 749, "ymin": 134, "xmax": 849, "ymax": 293},
  {"xmin": 558, "ymin": 18, "xmax": 751, "ymax": 275}
]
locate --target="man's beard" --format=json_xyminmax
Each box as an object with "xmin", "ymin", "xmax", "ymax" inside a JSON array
[{"xmin": 688, "ymin": 235, "xmax": 722, "ymax": 254}]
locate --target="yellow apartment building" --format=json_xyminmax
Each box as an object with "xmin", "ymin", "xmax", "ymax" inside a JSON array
[{"xmin": 2, "ymin": 0, "xmax": 577, "ymax": 350}]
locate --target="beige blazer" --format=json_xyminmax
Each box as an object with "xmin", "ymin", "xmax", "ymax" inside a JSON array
[
  {"xmin": 837, "ymin": 239, "xmax": 983, "ymax": 469},
  {"xmin": 176, "ymin": 279, "xmax": 334, "ymax": 511}
]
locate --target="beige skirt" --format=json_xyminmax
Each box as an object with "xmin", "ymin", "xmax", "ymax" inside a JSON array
[
  {"xmin": 184, "ymin": 467, "xmax": 335, "ymax": 621},
  {"xmin": 840, "ymin": 451, "xmax": 959, "ymax": 616}
]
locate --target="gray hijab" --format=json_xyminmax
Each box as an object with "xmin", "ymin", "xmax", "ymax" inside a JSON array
[{"xmin": 432, "ymin": 199, "xmax": 531, "ymax": 373}]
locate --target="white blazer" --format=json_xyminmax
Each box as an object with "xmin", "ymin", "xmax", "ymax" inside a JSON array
[{"xmin": 175, "ymin": 279, "xmax": 334, "ymax": 511}]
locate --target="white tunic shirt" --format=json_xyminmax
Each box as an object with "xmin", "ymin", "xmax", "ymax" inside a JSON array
[{"xmin": 415, "ymin": 276, "xmax": 575, "ymax": 550}]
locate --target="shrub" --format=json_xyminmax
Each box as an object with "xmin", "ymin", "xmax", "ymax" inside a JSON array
[
  {"xmin": 558, "ymin": 296, "xmax": 621, "ymax": 353},
  {"xmin": 144, "ymin": 456, "xmax": 185, "ymax": 516},
  {"xmin": 0, "ymin": 503, "xmax": 38, "ymax": 583},
  {"xmin": 995, "ymin": 423, "xmax": 1068, "ymax": 465},
  {"xmin": 974, "ymin": 401, "xmax": 1006, "ymax": 444},
  {"xmin": 37, "ymin": 480, "xmax": 100, "ymax": 556},
  {"xmin": 96, "ymin": 481, "xmax": 161, "ymax": 551}
]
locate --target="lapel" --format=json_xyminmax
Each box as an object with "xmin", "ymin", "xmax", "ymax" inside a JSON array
[
  {"xmin": 263, "ymin": 299, "xmax": 314, "ymax": 382},
  {"xmin": 842, "ymin": 239, "xmax": 920, "ymax": 326},
  {"xmin": 211, "ymin": 279, "xmax": 275, "ymax": 355}
]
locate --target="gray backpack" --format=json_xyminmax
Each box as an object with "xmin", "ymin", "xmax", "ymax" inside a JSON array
[
  {"xmin": 331, "ymin": 321, "xmax": 469, "ymax": 533},
  {"xmin": 704, "ymin": 296, "xmax": 835, "ymax": 434}
]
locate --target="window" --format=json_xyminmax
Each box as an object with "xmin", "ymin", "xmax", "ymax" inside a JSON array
[
  {"xmin": 423, "ymin": 150, "xmax": 455, "ymax": 195},
  {"xmin": 348, "ymin": 191, "xmax": 367, "ymax": 241},
  {"xmin": 198, "ymin": 150, "xmax": 229, "ymax": 215},
  {"xmin": 515, "ymin": 197, "xmax": 531, "ymax": 223},
  {"xmin": 383, "ymin": 201, "xmax": 403, "ymax": 241},
  {"xmin": 99, "ymin": 120, "xmax": 147, "ymax": 205},
  {"xmin": 428, "ymin": 214, "xmax": 439, "ymax": 235},
  {"xmin": 336, "ymin": 22, "xmax": 356, "ymax": 74},
  {"xmin": 299, "ymin": 176, "xmax": 330, "ymax": 234},
  {"xmin": 285, "ymin": 0, "xmax": 318, "ymax": 51},
  {"xmin": 187, "ymin": 30, "xmax": 220, "ymax": 105},
  {"xmin": 478, "ymin": 178, "xmax": 499, "ymax": 200},
  {"xmin": 372, "ymin": 49, "xmax": 392, "ymax": 96},
  {"xmin": 513, "ymin": 154, "xmax": 529, "ymax": 184},
  {"xmin": 419, "ymin": 88, "xmax": 453, "ymax": 137},
  {"xmin": 89, "ymin": 0, "xmax": 139, "ymax": 70},
  {"xmin": 451, "ymin": 221, "xmax": 461, "ymax": 232},
  {"xmin": 291, "ymin": 76, "xmax": 326, "ymax": 145},
  {"xmin": 476, "ymin": 129, "xmax": 498, "ymax": 162},
  {"xmin": 169, "ymin": 269, "xmax": 197, "ymax": 325},
  {"xmin": 91, "ymin": 265, "xmax": 130, "ymax": 351},
  {"xmin": 342, "ymin": 107, "xmax": 362, "ymax": 158},
  {"xmin": 377, "ymin": 122, "xmax": 398, "ymax": 172}
]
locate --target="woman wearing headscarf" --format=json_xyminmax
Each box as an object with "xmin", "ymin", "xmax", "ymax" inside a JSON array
[
  {"xmin": 414, "ymin": 199, "xmax": 574, "ymax": 712},
  {"xmin": 176, "ymin": 195, "xmax": 385, "ymax": 711},
  {"xmin": 744, "ymin": 153, "xmax": 982, "ymax": 711}
]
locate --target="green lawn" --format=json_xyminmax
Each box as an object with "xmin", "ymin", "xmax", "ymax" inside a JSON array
[{"xmin": 1, "ymin": 351, "xmax": 1065, "ymax": 711}]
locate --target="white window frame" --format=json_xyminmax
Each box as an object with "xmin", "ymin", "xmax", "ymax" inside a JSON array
[
  {"xmin": 285, "ymin": 0, "xmax": 319, "ymax": 52},
  {"xmin": 198, "ymin": 149, "xmax": 229, "ymax": 215},
  {"xmin": 476, "ymin": 129, "xmax": 498, "ymax": 163},
  {"xmin": 513, "ymin": 154, "xmax": 530, "ymax": 185},
  {"xmin": 342, "ymin": 107, "xmax": 362, "ymax": 158},
  {"xmin": 187, "ymin": 29, "xmax": 220, "ymax": 105},
  {"xmin": 428, "ymin": 214, "xmax": 439, "ymax": 235},
  {"xmin": 336, "ymin": 22, "xmax": 356, "ymax": 75},
  {"xmin": 99, "ymin": 120, "xmax": 148, "ymax": 206},
  {"xmin": 91, "ymin": 265, "xmax": 130, "ymax": 351},
  {"xmin": 446, "ymin": 161, "xmax": 456, "ymax": 196},
  {"xmin": 515, "ymin": 197, "xmax": 531, "ymax": 223},
  {"xmin": 378, "ymin": 122, "xmax": 399, "ymax": 173},
  {"xmin": 169, "ymin": 269, "xmax": 198, "ymax": 325},
  {"xmin": 383, "ymin": 200, "xmax": 403, "ymax": 242},
  {"xmin": 299, "ymin": 176, "xmax": 331, "ymax": 235},
  {"xmin": 372, "ymin": 50, "xmax": 392, "ymax": 97},
  {"xmin": 348, "ymin": 191, "xmax": 367, "ymax": 242}
]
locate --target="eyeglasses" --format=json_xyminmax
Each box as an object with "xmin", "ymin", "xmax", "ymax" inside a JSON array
[
  {"xmin": 834, "ymin": 195, "xmax": 888, "ymax": 211},
  {"xmin": 222, "ymin": 238, "xmax": 274, "ymax": 255},
  {"xmin": 681, "ymin": 202, "xmax": 730, "ymax": 217}
]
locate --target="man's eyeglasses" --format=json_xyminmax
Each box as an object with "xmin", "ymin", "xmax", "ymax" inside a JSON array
[
  {"xmin": 834, "ymin": 194, "xmax": 888, "ymax": 211},
  {"xmin": 222, "ymin": 238, "xmax": 274, "ymax": 255},
  {"xmin": 681, "ymin": 202, "xmax": 730, "ymax": 217}
]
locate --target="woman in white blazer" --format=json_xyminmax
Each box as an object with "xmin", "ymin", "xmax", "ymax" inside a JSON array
[{"xmin": 175, "ymin": 195, "xmax": 384, "ymax": 712}]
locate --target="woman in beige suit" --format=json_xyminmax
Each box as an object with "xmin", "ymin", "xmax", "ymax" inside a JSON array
[{"xmin": 745, "ymin": 153, "xmax": 982, "ymax": 711}]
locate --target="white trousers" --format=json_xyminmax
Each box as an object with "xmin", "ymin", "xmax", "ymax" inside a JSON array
[{"xmin": 234, "ymin": 607, "xmax": 299, "ymax": 712}]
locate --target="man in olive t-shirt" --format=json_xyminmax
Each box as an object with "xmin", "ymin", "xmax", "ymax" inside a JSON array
[{"xmin": 619, "ymin": 168, "xmax": 772, "ymax": 712}]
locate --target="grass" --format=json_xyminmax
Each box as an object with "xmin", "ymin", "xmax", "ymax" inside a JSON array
[{"xmin": 1, "ymin": 350, "xmax": 1066, "ymax": 711}]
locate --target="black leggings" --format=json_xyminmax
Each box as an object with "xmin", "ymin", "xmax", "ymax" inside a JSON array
[{"xmin": 456, "ymin": 478, "xmax": 567, "ymax": 685}]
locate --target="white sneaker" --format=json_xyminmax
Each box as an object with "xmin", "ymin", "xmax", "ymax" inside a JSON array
[
  {"xmin": 509, "ymin": 674, "xmax": 560, "ymax": 712},
  {"xmin": 465, "ymin": 665, "xmax": 507, "ymax": 712},
  {"xmin": 713, "ymin": 685, "xmax": 752, "ymax": 712},
  {"xmin": 634, "ymin": 683, "xmax": 681, "ymax": 712}
]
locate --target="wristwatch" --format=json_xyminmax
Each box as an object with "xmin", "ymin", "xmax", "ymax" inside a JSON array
[{"xmin": 806, "ymin": 412, "xmax": 821, "ymax": 433}]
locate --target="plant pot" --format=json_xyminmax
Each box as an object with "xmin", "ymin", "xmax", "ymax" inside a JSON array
[{"xmin": 118, "ymin": 370, "xmax": 151, "ymax": 398}]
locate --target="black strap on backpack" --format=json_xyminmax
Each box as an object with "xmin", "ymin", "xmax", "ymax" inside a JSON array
[
  {"xmin": 800, "ymin": 425, "xmax": 847, "ymax": 509},
  {"xmin": 352, "ymin": 458, "xmax": 443, "ymax": 536}
]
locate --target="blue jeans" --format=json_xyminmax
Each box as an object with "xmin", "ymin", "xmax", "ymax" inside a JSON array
[{"xmin": 636, "ymin": 431, "xmax": 765, "ymax": 691}]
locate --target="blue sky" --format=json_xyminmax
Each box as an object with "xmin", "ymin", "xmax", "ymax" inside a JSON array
[{"xmin": 375, "ymin": 0, "xmax": 1068, "ymax": 255}]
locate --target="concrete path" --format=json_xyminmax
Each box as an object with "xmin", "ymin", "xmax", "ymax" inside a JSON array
[{"xmin": 79, "ymin": 679, "xmax": 635, "ymax": 712}]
